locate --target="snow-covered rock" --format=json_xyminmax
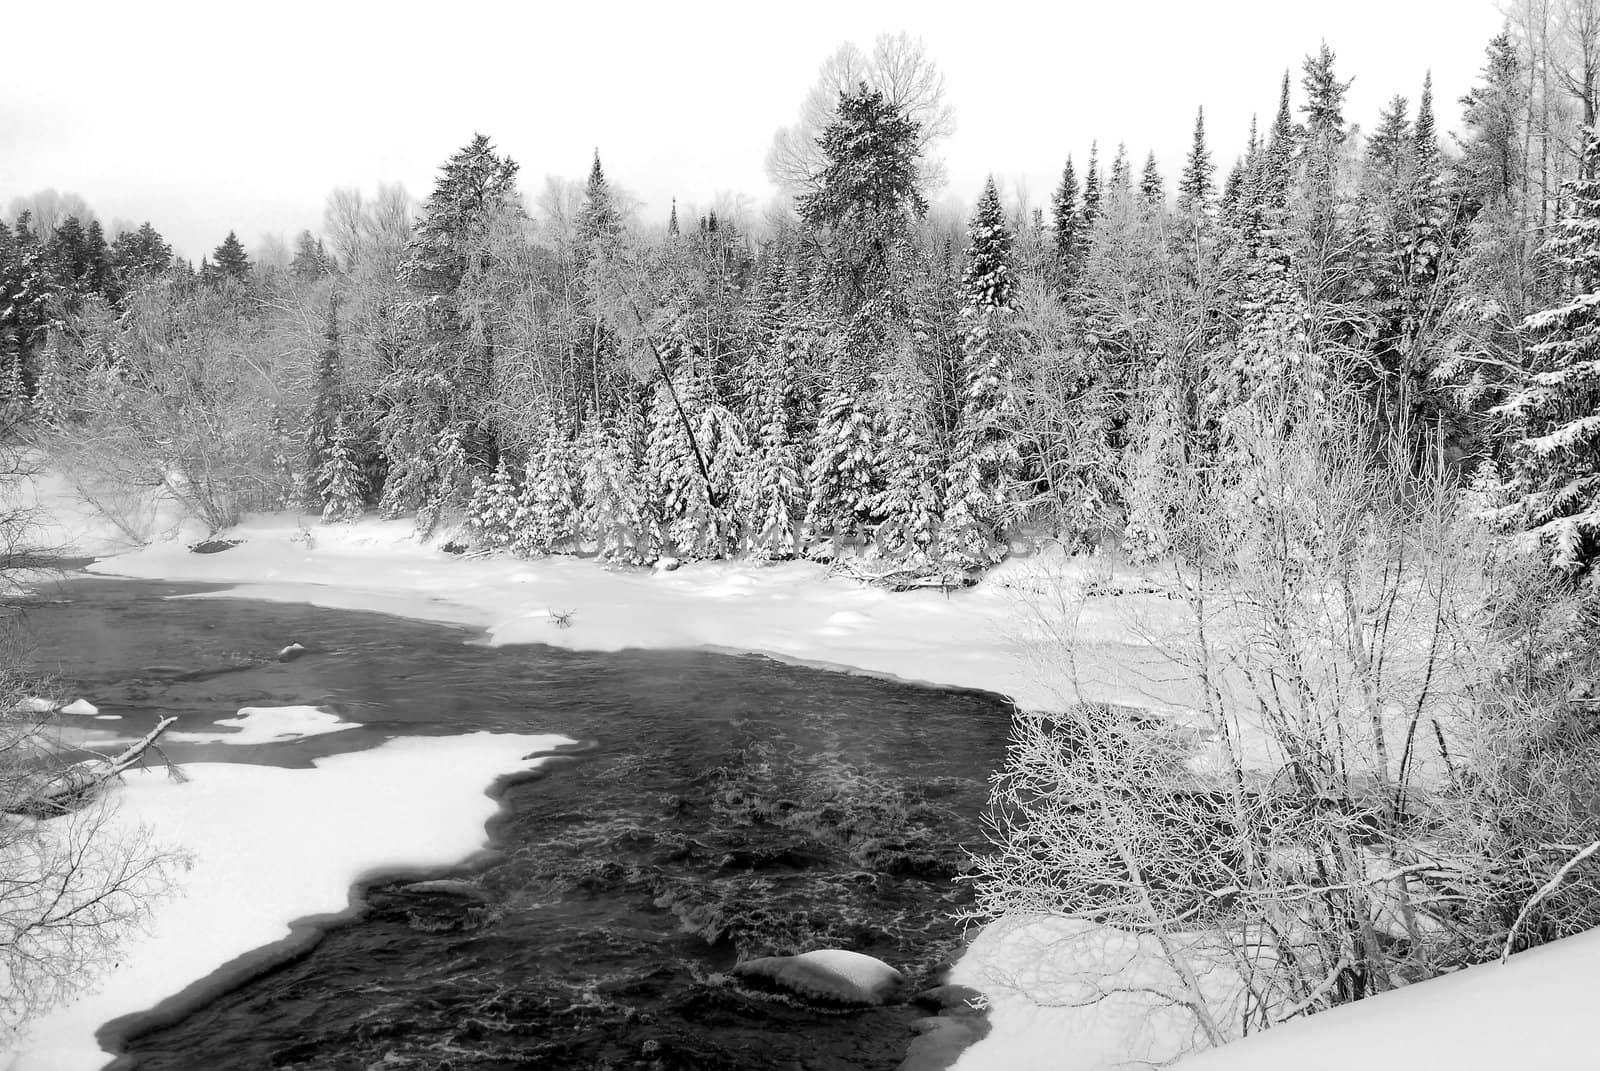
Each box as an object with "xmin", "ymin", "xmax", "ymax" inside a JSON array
[
  {"xmin": 58, "ymin": 699, "xmax": 98, "ymax": 716},
  {"xmin": 733, "ymin": 949, "xmax": 905, "ymax": 1005}
]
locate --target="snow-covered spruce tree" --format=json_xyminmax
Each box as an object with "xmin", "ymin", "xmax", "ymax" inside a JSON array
[
  {"xmin": 1496, "ymin": 128, "xmax": 1600, "ymax": 579},
  {"xmin": 940, "ymin": 177, "xmax": 1022, "ymax": 569},
  {"xmin": 512, "ymin": 415, "xmax": 581, "ymax": 556},
  {"xmin": 577, "ymin": 408, "xmax": 650, "ymax": 563},
  {"xmin": 1050, "ymin": 156, "xmax": 1079, "ymax": 293},
  {"xmin": 379, "ymin": 134, "xmax": 520, "ymax": 525},
  {"xmin": 410, "ymin": 425, "xmax": 470, "ymax": 538},
  {"xmin": 798, "ymin": 84, "xmax": 925, "ymax": 556},
  {"xmin": 302, "ymin": 295, "xmax": 345, "ymax": 513},
  {"xmin": 317, "ymin": 414, "xmax": 365, "ymax": 523},
  {"xmin": 1214, "ymin": 74, "xmax": 1323, "ymax": 426},
  {"xmin": 467, "ymin": 453, "xmax": 519, "ymax": 551},
  {"xmin": 872, "ymin": 356, "xmax": 942, "ymax": 562},
  {"xmin": 737, "ymin": 258, "xmax": 810, "ymax": 559},
  {"xmin": 645, "ymin": 318, "xmax": 744, "ymax": 559}
]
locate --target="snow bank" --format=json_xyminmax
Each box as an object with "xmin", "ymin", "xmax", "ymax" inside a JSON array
[
  {"xmin": 165, "ymin": 704, "xmax": 359, "ymax": 745},
  {"xmin": 2, "ymin": 730, "xmax": 573, "ymax": 1071},
  {"xmin": 949, "ymin": 917, "xmax": 1243, "ymax": 1070},
  {"xmin": 81, "ymin": 513, "xmax": 1181, "ymax": 714},
  {"xmin": 4, "ymin": 467, "xmax": 182, "ymax": 558},
  {"xmin": 1178, "ymin": 930, "xmax": 1600, "ymax": 1070}
]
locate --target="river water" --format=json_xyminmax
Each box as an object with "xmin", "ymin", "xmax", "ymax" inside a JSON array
[{"xmin": 23, "ymin": 575, "xmax": 1013, "ymax": 1070}]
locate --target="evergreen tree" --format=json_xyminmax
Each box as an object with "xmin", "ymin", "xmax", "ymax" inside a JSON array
[
  {"xmin": 380, "ymin": 133, "xmax": 521, "ymax": 521},
  {"xmin": 645, "ymin": 317, "xmax": 743, "ymax": 558},
  {"xmin": 209, "ymin": 231, "xmax": 252, "ymax": 282},
  {"xmin": 82, "ymin": 219, "xmax": 110, "ymax": 296},
  {"xmin": 110, "ymin": 221, "xmax": 172, "ymax": 285},
  {"xmin": 1178, "ymin": 108, "xmax": 1216, "ymax": 213},
  {"xmin": 317, "ymin": 415, "xmax": 366, "ymax": 523},
  {"xmin": 1498, "ymin": 129, "xmax": 1600, "ymax": 579},
  {"xmin": 873, "ymin": 360, "xmax": 942, "ymax": 561},
  {"xmin": 738, "ymin": 258, "xmax": 809, "ymax": 557},
  {"xmin": 668, "ymin": 198, "xmax": 680, "ymax": 238},
  {"xmin": 941, "ymin": 177, "xmax": 1022, "ymax": 567},
  {"xmin": 578, "ymin": 408, "xmax": 650, "ymax": 563},
  {"xmin": 798, "ymin": 84, "xmax": 926, "ymax": 550},
  {"xmin": 1139, "ymin": 152, "xmax": 1165, "ymax": 208},
  {"xmin": 468, "ymin": 454, "xmax": 520, "ymax": 550},
  {"xmin": 577, "ymin": 151, "xmax": 622, "ymax": 247},
  {"xmin": 1050, "ymin": 156, "xmax": 1079, "ymax": 290},
  {"xmin": 1109, "ymin": 144, "xmax": 1132, "ymax": 200},
  {"xmin": 1459, "ymin": 32, "xmax": 1525, "ymax": 213},
  {"xmin": 303, "ymin": 296, "xmax": 345, "ymax": 510},
  {"xmin": 1365, "ymin": 96, "xmax": 1413, "ymax": 194},
  {"xmin": 1079, "ymin": 143, "xmax": 1102, "ymax": 264},
  {"xmin": 514, "ymin": 416, "xmax": 582, "ymax": 554},
  {"xmin": 291, "ymin": 230, "xmax": 334, "ymax": 281}
]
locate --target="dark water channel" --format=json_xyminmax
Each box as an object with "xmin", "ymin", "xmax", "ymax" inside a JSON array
[{"xmin": 23, "ymin": 575, "xmax": 1013, "ymax": 1070}]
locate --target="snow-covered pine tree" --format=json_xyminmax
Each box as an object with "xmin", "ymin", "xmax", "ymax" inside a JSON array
[
  {"xmin": 1215, "ymin": 74, "xmax": 1322, "ymax": 419},
  {"xmin": 872, "ymin": 358, "xmax": 942, "ymax": 562},
  {"xmin": 577, "ymin": 408, "xmax": 650, "ymax": 562},
  {"xmin": 1496, "ymin": 128, "xmax": 1600, "ymax": 579},
  {"xmin": 940, "ymin": 177, "xmax": 1022, "ymax": 568},
  {"xmin": 467, "ymin": 453, "xmax": 520, "ymax": 551},
  {"xmin": 318, "ymin": 414, "xmax": 366, "ymax": 523},
  {"xmin": 738, "ymin": 260, "xmax": 809, "ymax": 558},
  {"xmin": 644, "ymin": 318, "xmax": 744, "ymax": 559},
  {"xmin": 412, "ymin": 425, "xmax": 470, "ymax": 538},
  {"xmin": 797, "ymin": 84, "xmax": 926, "ymax": 557},
  {"xmin": 1051, "ymin": 156, "xmax": 1079, "ymax": 291},
  {"xmin": 513, "ymin": 415, "xmax": 581, "ymax": 555},
  {"xmin": 381, "ymin": 134, "xmax": 521, "ymax": 525},
  {"xmin": 1139, "ymin": 152, "xmax": 1165, "ymax": 209},
  {"xmin": 302, "ymin": 296, "xmax": 344, "ymax": 512}
]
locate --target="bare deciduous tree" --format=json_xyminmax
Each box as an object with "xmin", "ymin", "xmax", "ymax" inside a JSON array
[{"xmin": 765, "ymin": 33, "xmax": 956, "ymax": 201}]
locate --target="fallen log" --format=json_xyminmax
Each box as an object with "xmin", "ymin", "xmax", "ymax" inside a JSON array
[{"xmin": 9, "ymin": 716, "xmax": 178, "ymax": 815}]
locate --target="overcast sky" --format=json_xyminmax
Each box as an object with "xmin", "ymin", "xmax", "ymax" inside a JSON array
[{"xmin": 2, "ymin": 0, "xmax": 1509, "ymax": 260}]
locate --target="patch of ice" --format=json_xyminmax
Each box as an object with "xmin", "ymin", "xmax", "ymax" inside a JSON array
[{"xmin": 167, "ymin": 706, "xmax": 359, "ymax": 745}]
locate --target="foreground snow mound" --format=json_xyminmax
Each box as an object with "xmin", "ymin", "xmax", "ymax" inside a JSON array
[
  {"xmin": 950, "ymin": 917, "xmax": 1245, "ymax": 1070},
  {"xmin": 1179, "ymin": 928, "xmax": 1600, "ymax": 1070},
  {"xmin": 3, "ymin": 729, "xmax": 573, "ymax": 1071},
  {"xmin": 734, "ymin": 949, "xmax": 905, "ymax": 1005}
]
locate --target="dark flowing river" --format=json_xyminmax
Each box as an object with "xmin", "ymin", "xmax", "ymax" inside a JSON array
[{"xmin": 22, "ymin": 574, "xmax": 1012, "ymax": 1070}]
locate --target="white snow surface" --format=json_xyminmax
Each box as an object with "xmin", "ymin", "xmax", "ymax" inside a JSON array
[
  {"xmin": 2, "ymin": 731, "xmax": 572, "ymax": 1071},
  {"xmin": 166, "ymin": 704, "xmax": 359, "ymax": 745},
  {"xmin": 1179, "ymin": 928, "xmax": 1600, "ymax": 1070},
  {"xmin": 81, "ymin": 513, "xmax": 1179, "ymax": 715}
]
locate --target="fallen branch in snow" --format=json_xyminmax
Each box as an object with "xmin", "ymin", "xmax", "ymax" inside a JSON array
[
  {"xmin": 15, "ymin": 716, "xmax": 179, "ymax": 815},
  {"xmin": 1501, "ymin": 839, "xmax": 1600, "ymax": 964}
]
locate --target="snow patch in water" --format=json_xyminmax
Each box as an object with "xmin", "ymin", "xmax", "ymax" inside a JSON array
[{"xmin": 167, "ymin": 705, "xmax": 359, "ymax": 745}]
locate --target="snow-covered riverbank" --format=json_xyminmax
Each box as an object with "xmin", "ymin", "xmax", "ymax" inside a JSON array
[
  {"xmin": 77, "ymin": 511, "xmax": 1182, "ymax": 717},
  {"xmin": 18, "ymin": 477, "xmax": 1587, "ymax": 1071},
  {"xmin": 3, "ymin": 715, "xmax": 572, "ymax": 1071}
]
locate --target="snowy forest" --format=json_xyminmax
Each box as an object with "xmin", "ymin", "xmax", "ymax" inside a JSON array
[
  {"xmin": 11, "ymin": 16, "xmax": 1600, "ymax": 1054},
  {"xmin": 0, "ymin": 32, "xmax": 1587, "ymax": 582}
]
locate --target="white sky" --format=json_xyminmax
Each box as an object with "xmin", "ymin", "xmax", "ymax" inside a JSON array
[{"xmin": 2, "ymin": 0, "xmax": 1509, "ymax": 260}]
